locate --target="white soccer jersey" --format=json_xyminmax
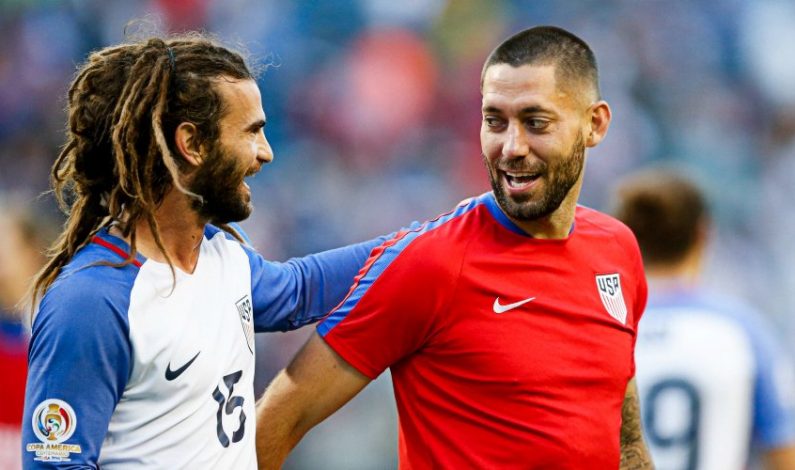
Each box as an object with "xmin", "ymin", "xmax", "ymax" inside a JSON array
[
  {"xmin": 635, "ymin": 285, "xmax": 795, "ymax": 470},
  {"xmin": 22, "ymin": 225, "xmax": 383, "ymax": 468}
]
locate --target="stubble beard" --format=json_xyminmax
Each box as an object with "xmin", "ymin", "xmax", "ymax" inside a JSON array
[
  {"xmin": 487, "ymin": 131, "xmax": 585, "ymax": 222},
  {"xmin": 188, "ymin": 143, "xmax": 253, "ymax": 225}
]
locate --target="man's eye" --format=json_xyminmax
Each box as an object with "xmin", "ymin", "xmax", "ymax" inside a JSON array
[
  {"xmin": 484, "ymin": 116, "xmax": 503, "ymax": 127},
  {"xmin": 527, "ymin": 119, "xmax": 549, "ymax": 130}
]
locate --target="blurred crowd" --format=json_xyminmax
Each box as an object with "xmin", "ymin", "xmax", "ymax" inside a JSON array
[{"xmin": 2, "ymin": 0, "xmax": 795, "ymax": 468}]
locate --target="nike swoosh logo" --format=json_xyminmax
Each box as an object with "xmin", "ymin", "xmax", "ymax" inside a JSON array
[
  {"xmin": 493, "ymin": 297, "xmax": 536, "ymax": 314},
  {"xmin": 165, "ymin": 351, "xmax": 201, "ymax": 381}
]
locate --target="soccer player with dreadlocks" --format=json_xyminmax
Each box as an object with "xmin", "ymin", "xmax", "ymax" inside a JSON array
[{"xmin": 21, "ymin": 34, "xmax": 387, "ymax": 468}]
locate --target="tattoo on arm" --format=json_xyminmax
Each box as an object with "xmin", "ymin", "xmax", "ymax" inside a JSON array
[{"xmin": 620, "ymin": 380, "xmax": 654, "ymax": 470}]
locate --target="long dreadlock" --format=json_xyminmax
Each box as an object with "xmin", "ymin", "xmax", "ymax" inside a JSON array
[{"xmin": 31, "ymin": 33, "xmax": 254, "ymax": 310}]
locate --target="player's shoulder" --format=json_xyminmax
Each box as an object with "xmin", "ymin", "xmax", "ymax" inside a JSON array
[
  {"xmin": 652, "ymin": 288, "xmax": 781, "ymax": 345},
  {"xmin": 696, "ymin": 291, "xmax": 781, "ymax": 338},
  {"xmin": 575, "ymin": 204, "xmax": 640, "ymax": 251},
  {"xmin": 36, "ymin": 236, "xmax": 141, "ymax": 332},
  {"xmin": 575, "ymin": 205, "xmax": 635, "ymax": 237},
  {"xmin": 52, "ymin": 237, "xmax": 141, "ymax": 295},
  {"xmin": 204, "ymin": 223, "xmax": 252, "ymax": 246},
  {"xmin": 379, "ymin": 194, "xmax": 487, "ymax": 264}
]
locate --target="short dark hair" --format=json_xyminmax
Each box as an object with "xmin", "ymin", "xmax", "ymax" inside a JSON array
[
  {"xmin": 481, "ymin": 26, "xmax": 600, "ymax": 100},
  {"xmin": 612, "ymin": 169, "xmax": 707, "ymax": 266}
]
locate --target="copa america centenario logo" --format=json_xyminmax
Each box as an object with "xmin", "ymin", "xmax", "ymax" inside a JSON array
[{"xmin": 32, "ymin": 399, "xmax": 77, "ymax": 444}]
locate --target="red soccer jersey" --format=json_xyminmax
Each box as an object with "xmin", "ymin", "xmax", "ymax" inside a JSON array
[{"xmin": 318, "ymin": 192, "xmax": 647, "ymax": 469}]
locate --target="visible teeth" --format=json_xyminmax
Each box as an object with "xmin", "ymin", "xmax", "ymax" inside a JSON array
[{"xmin": 505, "ymin": 172, "xmax": 538, "ymax": 188}]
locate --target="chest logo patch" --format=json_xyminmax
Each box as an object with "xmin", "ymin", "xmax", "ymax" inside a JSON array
[
  {"xmin": 165, "ymin": 351, "xmax": 201, "ymax": 381},
  {"xmin": 236, "ymin": 294, "xmax": 255, "ymax": 354},
  {"xmin": 595, "ymin": 273, "xmax": 627, "ymax": 324},
  {"xmin": 493, "ymin": 296, "xmax": 536, "ymax": 314}
]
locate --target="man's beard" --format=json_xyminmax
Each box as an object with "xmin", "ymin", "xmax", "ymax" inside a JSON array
[
  {"xmin": 488, "ymin": 131, "xmax": 585, "ymax": 221},
  {"xmin": 188, "ymin": 144, "xmax": 252, "ymax": 225}
]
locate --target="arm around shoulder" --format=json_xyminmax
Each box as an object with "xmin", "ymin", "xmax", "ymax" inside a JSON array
[
  {"xmin": 248, "ymin": 235, "xmax": 389, "ymax": 332},
  {"xmin": 255, "ymin": 331, "xmax": 372, "ymax": 469}
]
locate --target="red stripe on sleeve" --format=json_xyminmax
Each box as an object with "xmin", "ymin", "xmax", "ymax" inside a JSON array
[{"xmin": 91, "ymin": 236, "xmax": 143, "ymax": 268}]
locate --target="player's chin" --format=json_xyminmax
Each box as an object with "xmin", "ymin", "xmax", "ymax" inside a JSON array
[
  {"xmin": 236, "ymin": 194, "xmax": 254, "ymax": 218},
  {"xmin": 498, "ymin": 187, "xmax": 545, "ymax": 218},
  {"xmin": 234, "ymin": 178, "xmax": 256, "ymax": 210},
  {"xmin": 212, "ymin": 194, "xmax": 254, "ymax": 224},
  {"xmin": 212, "ymin": 203, "xmax": 252, "ymax": 224},
  {"xmin": 498, "ymin": 185, "xmax": 537, "ymax": 211}
]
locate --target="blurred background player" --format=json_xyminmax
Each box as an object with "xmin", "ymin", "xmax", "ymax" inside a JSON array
[
  {"xmin": 0, "ymin": 195, "xmax": 58, "ymax": 467},
  {"xmin": 612, "ymin": 168, "xmax": 795, "ymax": 470}
]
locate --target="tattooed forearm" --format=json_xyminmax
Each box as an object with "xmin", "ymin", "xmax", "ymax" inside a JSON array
[
  {"xmin": 620, "ymin": 379, "xmax": 654, "ymax": 470},
  {"xmin": 620, "ymin": 383, "xmax": 644, "ymax": 446},
  {"xmin": 620, "ymin": 445, "xmax": 652, "ymax": 470}
]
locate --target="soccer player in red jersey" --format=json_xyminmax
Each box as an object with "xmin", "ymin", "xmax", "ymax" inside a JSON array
[{"xmin": 256, "ymin": 26, "xmax": 653, "ymax": 469}]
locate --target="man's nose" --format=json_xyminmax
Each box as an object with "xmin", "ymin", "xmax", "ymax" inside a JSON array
[
  {"xmin": 504, "ymin": 123, "xmax": 530, "ymax": 158},
  {"xmin": 257, "ymin": 133, "xmax": 273, "ymax": 164}
]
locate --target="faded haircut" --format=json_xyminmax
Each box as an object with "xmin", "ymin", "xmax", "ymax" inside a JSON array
[{"xmin": 481, "ymin": 26, "xmax": 600, "ymax": 102}]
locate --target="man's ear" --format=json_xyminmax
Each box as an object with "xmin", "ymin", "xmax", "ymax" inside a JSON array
[
  {"xmin": 174, "ymin": 122, "xmax": 204, "ymax": 167},
  {"xmin": 585, "ymin": 100, "xmax": 611, "ymax": 148}
]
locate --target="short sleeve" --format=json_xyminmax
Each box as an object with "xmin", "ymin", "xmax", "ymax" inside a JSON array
[
  {"xmin": 318, "ymin": 231, "xmax": 460, "ymax": 379},
  {"xmin": 21, "ymin": 271, "xmax": 132, "ymax": 468}
]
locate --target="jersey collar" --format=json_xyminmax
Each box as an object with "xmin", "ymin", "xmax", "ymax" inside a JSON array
[
  {"xmin": 482, "ymin": 192, "xmax": 576, "ymax": 238},
  {"xmin": 92, "ymin": 227, "xmax": 147, "ymax": 267}
]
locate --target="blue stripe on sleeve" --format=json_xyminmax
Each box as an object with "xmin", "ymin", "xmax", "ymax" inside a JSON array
[
  {"xmin": 22, "ymin": 245, "xmax": 137, "ymax": 469},
  {"xmin": 317, "ymin": 196, "xmax": 482, "ymax": 336}
]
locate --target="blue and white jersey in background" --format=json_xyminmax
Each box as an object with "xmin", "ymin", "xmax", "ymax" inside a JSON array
[
  {"xmin": 22, "ymin": 225, "xmax": 384, "ymax": 469},
  {"xmin": 635, "ymin": 283, "xmax": 795, "ymax": 470}
]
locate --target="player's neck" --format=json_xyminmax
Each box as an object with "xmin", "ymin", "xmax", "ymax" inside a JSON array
[
  {"xmin": 124, "ymin": 189, "xmax": 206, "ymax": 273},
  {"xmin": 645, "ymin": 247, "xmax": 704, "ymax": 286},
  {"xmin": 511, "ymin": 211, "xmax": 574, "ymax": 239}
]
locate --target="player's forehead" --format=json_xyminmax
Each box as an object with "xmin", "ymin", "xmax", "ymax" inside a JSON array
[
  {"xmin": 214, "ymin": 77, "xmax": 265, "ymax": 126},
  {"xmin": 481, "ymin": 63, "xmax": 581, "ymax": 114}
]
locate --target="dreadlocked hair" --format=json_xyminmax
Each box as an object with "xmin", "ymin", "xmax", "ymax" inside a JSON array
[{"xmin": 31, "ymin": 33, "xmax": 254, "ymax": 311}]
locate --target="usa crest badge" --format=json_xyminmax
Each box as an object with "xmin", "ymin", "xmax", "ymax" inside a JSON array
[
  {"xmin": 595, "ymin": 273, "xmax": 628, "ymax": 324},
  {"xmin": 236, "ymin": 294, "xmax": 255, "ymax": 354}
]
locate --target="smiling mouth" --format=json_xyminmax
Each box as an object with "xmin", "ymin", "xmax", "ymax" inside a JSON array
[
  {"xmin": 242, "ymin": 168, "xmax": 260, "ymax": 189},
  {"xmin": 503, "ymin": 171, "xmax": 541, "ymax": 190}
]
